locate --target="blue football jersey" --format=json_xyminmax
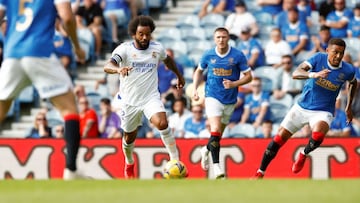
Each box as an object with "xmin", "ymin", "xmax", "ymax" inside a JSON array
[
  {"xmin": 0, "ymin": 0, "xmax": 58, "ymax": 58},
  {"xmin": 297, "ymin": 52, "xmax": 356, "ymax": 114},
  {"xmin": 199, "ymin": 47, "xmax": 250, "ymax": 104}
]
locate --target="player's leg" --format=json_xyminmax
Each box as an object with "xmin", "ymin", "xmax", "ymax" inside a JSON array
[
  {"xmin": 255, "ymin": 104, "xmax": 304, "ymax": 178},
  {"xmin": 0, "ymin": 59, "xmax": 31, "ymax": 128},
  {"xmin": 255, "ymin": 127, "xmax": 293, "ymax": 178},
  {"xmin": 22, "ymin": 56, "xmax": 83, "ymax": 179},
  {"xmin": 292, "ymin": 113, "xmax": 331, "ymax": 173},
  {"xmin": 145, "ymin": 98, "xmax": 179, "ymax": 160},
  {"xmin": 119, "ymin": 104, "xmax": 142, "ymax": 179}
]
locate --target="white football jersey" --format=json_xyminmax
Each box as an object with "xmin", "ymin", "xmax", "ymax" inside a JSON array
[{"xmin": 111, "ymin": 41, "xmax": 167, "ymax": 106}]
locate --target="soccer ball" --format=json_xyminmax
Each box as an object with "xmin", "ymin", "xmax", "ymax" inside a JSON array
[{"xmin": 163, "ymin": 160, "xmax": 188, "ymax": 179}]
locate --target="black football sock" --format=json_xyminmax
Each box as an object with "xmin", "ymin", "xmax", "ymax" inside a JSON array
[
  {"xmin": 304, "ymin": 132, "xmax": 324, "ymax": 154},
  {"xmin": 207, "ymin": 132, "xmax": 221, "ymax": 164},
  {"xmin": 64, "ymin": 114, "xmax": 81, "ymax": 171},
  {"xmin": 259, "ymin": 135, "xmax": 285, "ymax": 172}
]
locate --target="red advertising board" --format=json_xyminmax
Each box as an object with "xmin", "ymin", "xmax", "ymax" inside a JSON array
[{"xmin": 0, "ymin": 138, "xmax": 359, "ymax": 179}]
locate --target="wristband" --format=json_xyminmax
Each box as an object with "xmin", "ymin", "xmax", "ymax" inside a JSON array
[{"xmin": 309, "ymin": 72, "xmax": 315, "ymax": 78}]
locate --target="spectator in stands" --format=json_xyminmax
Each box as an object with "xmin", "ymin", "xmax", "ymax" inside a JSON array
[
  {"xmin": 26, "ymin": 111, "xmax": 53, "ymax": 138},
  {"xmin": 318, "ymin": 0, "xmax": 335, "ymax": 25},
  {"xmin": 240, "ymin": 77, "xmax": 272, "ymax": 129},
  {"xmin": 198, "ymin": 119, "xmax": 211, "ymax": 138},
  {"xmin": 162, "ymin": 79, "xmax": 190, "ymax": 112},
  {"xmin": 297, "ymin": 0, "xmax": 313, "ymax": 26},
  {"xmin": 101, "ymin": 0, "xmax": 138, "ymax": 46},
  {"xmin": 98, "ymin": 97, "xmax": 122, "ymax": 138},
  {"xmin": 183, "ymin": 105, "xmax": 207, "ymax": 138},
  {"xmin": 54, "ymin": 124, "xmax": 65, "ymax": 138},
  {"xmin": 78, "ymin": 96, "xmax": 99, "ymax": 138},
  {"xmin": 54, "ymin": 17, "xmax": 74, "ymax": 77},
  {"xmin": 351, "ymin": 81, "xmax": 360, "ymax": 136},
  {"xmin": 264, "ymin": 27, "xmax": 292, "ymax": 68},
  {"xmin": 74, "ymin": 84, "xmax": 86, "ymax": 100},
  {"xmin": 326, "ymin": 99, "xmax": 351, "ymax": 137},
  {"xmin": 282, "ymin": 7, "xmax": 311, "ymax": 56},
  {"xmin": 237, "ymin": 27, "xmax": 265, "ymax": 69},
  {"xmin": 255, "ymin": 120, "xmax": 274, "ymax": 138},
  {"xmin": 273, "ymin": 55, "xmax": 303, "ymax": 98},
  {"xmin": 158, "ymin": 48, "xmax": 184, "ymax": 97},
  {"xmin": 347, "ymin": 4, "xmax": 360, "ymax": 38},
  {"xmin": 225, "ymin": 0, "xmax": 259, "ymax": 40},
  {"xmin": 310, "ymin": 25, "xmax": 331, "ymax": 53},
  {"xmin": 324, "ymin": 0, "xmax": 353, "ymax": 38},
  {"xmin": 198, "ymin": 0, "xmax": 236, "ymax": 19},
  {"xmin": 168, "ymin": 98, "xmax": 192, "ymax": 138},
  {"xmin": 76, "ymin": 0, "xmax": 104, "ymax": 58},
  {"xmin": 256, "ymin": 0, "xmax": 283, "ymax": 17}
]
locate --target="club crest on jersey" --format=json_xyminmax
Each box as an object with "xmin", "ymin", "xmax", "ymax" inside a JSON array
[
  {"xmin": 211, "ymin": 59, "xmax": 216, "ymax": 64},
  {"xmin": 228, "ymin": 57, "xmax": 234, "ymax": 65},
  {"xmin": 336, "ymin": 73, "xmax": 345, "ymax": 82},
  {"xmin": 132, "ymin": 54, "xmax": 137, "ymax": 58},
  {"xmin": 152, "ymin": 52, "xmax": 157, "ymax": 58}
]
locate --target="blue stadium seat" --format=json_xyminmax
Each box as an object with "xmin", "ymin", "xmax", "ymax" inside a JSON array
[
  {"xmin": 156, "ymin": 27, "xmax": 182, "ymax": 44},
  {"xmin": 176, "ymin": 15, "xmax": 200, "ymax": 29},
  {"xmin": 181, "ymin": 27, "xmax": 207, "ymax": 42},
  {"xmin": 162, "ymin": 40, "xmax": 188, "ymax": 57},
  {"xmin": 46, "ymin": 109, "xmax": 64, "ymax": 128},
  {"xmin": 269, "ymin": 94, "xmax": 293, "ymax": 123},
  {"xmin": 223, "ymin": 123, "xmax": 256, "ymax": 138},
  {"xmin": 186, "ymin": 40, "xmax": 212, "ymax": 55},
  {"xmin": 253, "ymin": 66, "xmax": 281, "ymax": 93},
  {"xmin": 254, "ymin": 11, "xmax": 274, "ymax": 26},
  {"xmin": 200, "ymin": 13, "xmax": 225, "ymax": 28}
]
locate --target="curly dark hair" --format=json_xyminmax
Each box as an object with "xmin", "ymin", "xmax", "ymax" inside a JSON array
[{"xmin": 128, "ymin": 15, "xmax": 156, "ymax": 36}]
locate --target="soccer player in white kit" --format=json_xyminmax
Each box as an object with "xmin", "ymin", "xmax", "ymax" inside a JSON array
[
  {"xmin": 0, "ymin": 0, "xmax": 86, "ymax": 179},
  {"xmin": 104, "ymin": 15, "xmax": 186, "ymax": 179}
]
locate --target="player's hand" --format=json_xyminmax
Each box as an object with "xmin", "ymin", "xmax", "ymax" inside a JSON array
[
  {"xmin": 118, "ymin": 66, "xmax": 133, "ymax": 77},
  {"xmin": 193, "ymin": 90, "xmax": 200, "ymax": 101},
  {"xmin": 74, "ymin": 47, "xmax": 86, "ymax": 64},
  {"xmin": 223, "ymin": 78, "xmax": 233, "ymax": 89},
  {"xmin": 176, "ymin": 76, "xmax": 185, "ymax": 89},
  {"xmin": 314, "ymin": 69, "xmax": 331, "ymax": 78},
  {"xmin": 345, "ymin": 108, "xmax": 353, "ymax": 125}
]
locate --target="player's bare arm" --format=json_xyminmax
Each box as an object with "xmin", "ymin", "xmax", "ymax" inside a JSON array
[
  {"xmin": 56, "ymin": 2, "xmax": 85, "ymax": 64},
  {"xmin": 293, "ymin": 62, "xmax": 331, "ymax": 79},
  {"xmin": 192, "ymin": 67, "xmax": 203, "ymax": 101},
  {"xmin": 345, "ymin": 78, "xmax": 358, "ymax": 123},
  {"xmin": 163, "ymin": 56, "xmax": 185, "ymax": 89},
  {"xmin": 104, "ymin": 60, "xmax": 132, "ymax": 76},
  {"xmin": 223, "ymin": 70, "xmax": 252, "ymax": 89}
]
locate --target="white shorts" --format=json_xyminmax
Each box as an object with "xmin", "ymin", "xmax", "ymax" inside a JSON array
[
  {"xmin": 116, "ymin": 95, "xmax": 166, "ymax": 132},
  {"xmin": 0, "ymin": 55, "xmax": 73, "ymax": 100},
  {"xmin": 205, "ymin": 97, "xmax": 235, "ymax": 125},
  {"xmin": 281, "ymin": 103, "xmax": 334, "ymax": 134}
]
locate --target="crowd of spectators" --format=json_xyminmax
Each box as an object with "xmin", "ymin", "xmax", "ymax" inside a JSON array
[{"xmin": 2, "ymin": 0, "xmax": 360, "ymax": 139}]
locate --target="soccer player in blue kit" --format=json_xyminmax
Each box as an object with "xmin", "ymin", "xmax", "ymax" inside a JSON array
[
  {"xmin": 193, "ymin": 27, "xmax": 252, "ymax": 179},
  {"xmin": 0, "ymin": 0, "xmax": 86, "ymax": 179},
  {"xmin": 254, "ymin": 38, "xmax": 357, "ymax": 178}
]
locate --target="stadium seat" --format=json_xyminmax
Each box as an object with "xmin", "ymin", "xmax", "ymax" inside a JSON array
[
  {"xmin": 77, "ymin": 29, "xmax": 96, "ymax": 63},
  {"xmin": 176, "ymin": 15, "xmax": 201, "ymax": 29},
  {"xmin": 86, "ymin": 91, "xmax": 102, "ymax": 113},
  {"xmin": 253, "ymin": 66, "xmax": 281, "ymax": 93},
  {"xmin": 46, "ymin": 109, "xmax": 64, "ymax": 128},
  {"xmin": 254, "ymin": 11, "xmax": 274, "ymax": 26},
  {"xmin": 181, "ymin": 27, "xmax": 207, "ymax": 43},
  {"xmin": 269, "ymin": 94, "xmax": 293, "ymax": 123},
  {"xmin": 186, "ymin": 40, "xmax": 212, "ymax": 55},
  {"xmin": 17, "ymin": 86, "xmax": 39, "ymax": 107},
  {"xmin": 156, "ymin": 27, "xmax": 182, "ymax": 44},
  {"xmin": 200, "ymin": 13, "xmax": 225, "ymax": 29},
  {"xmin": 223, "ymin": 123, "xmax": 256, "ymax": 138},
  {"xmin": 162, "ymin": 40, "xmax": 188, "ymax": 57},
  {"xmin": 176, "ymin": 54, "xmax": 195, "ymax": 68}
]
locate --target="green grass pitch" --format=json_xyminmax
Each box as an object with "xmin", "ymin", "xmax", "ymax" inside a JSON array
[{"xmin": 0, "ymin": 179, "xmax": 359, "ymax": 203}]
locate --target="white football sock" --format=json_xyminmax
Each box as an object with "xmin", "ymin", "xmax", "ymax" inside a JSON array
[
  {"xmin": 122, "ymin": 137, "xmax": 134, "ymax": 164},
  {"xmin": 159, "ymin": 127, "xmax": 179, "ymax": 160}
]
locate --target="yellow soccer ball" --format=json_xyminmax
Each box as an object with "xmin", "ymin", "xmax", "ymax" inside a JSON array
[{"xmin": 163, "ymin": 160, "xmax": 188, "ymax": 179}]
